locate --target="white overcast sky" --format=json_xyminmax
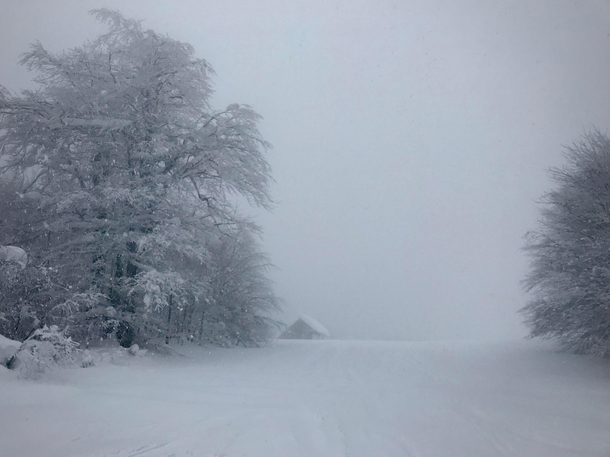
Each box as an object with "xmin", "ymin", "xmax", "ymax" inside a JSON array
[{"xmin": 2, "ymin": 0, "xmax": 610, "ymax": 340}]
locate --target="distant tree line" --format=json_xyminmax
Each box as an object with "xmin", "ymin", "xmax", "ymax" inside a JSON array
[
  {"xmin": 0, "ymin": 10, "xmax": 281, "ymax": 348},
  {"xmin": 523, "ymin": 130, "xmax": 610, "ymax": 356}
]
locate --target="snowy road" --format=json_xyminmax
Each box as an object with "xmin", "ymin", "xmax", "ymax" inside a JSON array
[{"xmin": 1, "ymin": 339, "xmax": 610, "ymax": 457}]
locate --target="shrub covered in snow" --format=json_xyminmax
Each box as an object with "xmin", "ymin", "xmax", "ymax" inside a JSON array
[{"xmin": 8, "ymin": 325, "xmax": 79, "ymax": 378}]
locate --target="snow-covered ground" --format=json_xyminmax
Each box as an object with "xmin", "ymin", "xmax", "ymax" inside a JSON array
[{"xmin": 1, "ymin": 339, "xmax": 610, "ymax": 457}]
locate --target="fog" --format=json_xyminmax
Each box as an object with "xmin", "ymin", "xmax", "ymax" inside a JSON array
[{"xmin": 2, "ymin": 0, "xmax": 610, "ymax": 341}]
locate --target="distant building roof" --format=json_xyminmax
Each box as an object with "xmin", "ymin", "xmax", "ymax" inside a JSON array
[
  {"xmin": 297, "ymin": 314, "xmax": 330, "ymax": 337},
  {"xmin": 279, "ymin": 314, "xmax": 330, "ymax": 339}
]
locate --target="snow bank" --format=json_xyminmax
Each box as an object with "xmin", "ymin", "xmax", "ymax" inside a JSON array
[
  {"xmin": 9, "ymin": 326, "xmax": 79, "ymax": 378},
  {"xmin": 0, "ymin": 245, "xmax": 27, "ymax": 269},
  {"xmin": 0, "ymin": 334, "xmax": 21, "ymax": 366}
]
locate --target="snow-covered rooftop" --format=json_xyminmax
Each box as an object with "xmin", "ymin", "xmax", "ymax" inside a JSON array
[{"xmin": 298, "ymin": 314, "xmax": 330, "ymax": 337}]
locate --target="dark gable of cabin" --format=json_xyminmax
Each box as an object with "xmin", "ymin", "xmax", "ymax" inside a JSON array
[{"xmin": 279, "ymin": 318, "xmax": 325, "ymax": 340}]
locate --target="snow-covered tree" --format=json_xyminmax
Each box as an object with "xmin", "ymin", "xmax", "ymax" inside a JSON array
[
  {"xmin": 522, "ymin": 130, "xmax": 610, "ymax": 355},
  {"xmin": 203, "ymin": 224, "xmax": 282, "ymax": 346},
  {"xmin": 0, "ymin": 9, "xmax": 280, "ymax": 347}
]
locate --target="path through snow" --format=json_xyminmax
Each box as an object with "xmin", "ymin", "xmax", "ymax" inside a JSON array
[{"xmin": 1, "ymin": 339, "xmax": 610, "ymax": 456}]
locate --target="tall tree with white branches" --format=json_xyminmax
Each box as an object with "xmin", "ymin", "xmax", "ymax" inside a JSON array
[
  {"xmin": 522, "ymin": 130, "xmax": 610, "ymax": 355},
  {"xmin": 0, "ymin": 9, "xmax": 281, "ymax": 347}
]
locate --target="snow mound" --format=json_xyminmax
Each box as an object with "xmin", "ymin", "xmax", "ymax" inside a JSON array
[
  {"xmin": 9, "ymin": 326, "xmax": 79, "ymax": 378},
  {"xmin": 0, "ymin": 334, "xmax": 21, "ymax": 367},
  {"xmin": 298, "ymin": 314, "xmax": 330, "ymax": 337},
  {"xmin": 0, "ymin": 245, "xmax": 27, "ymax": 269}
]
